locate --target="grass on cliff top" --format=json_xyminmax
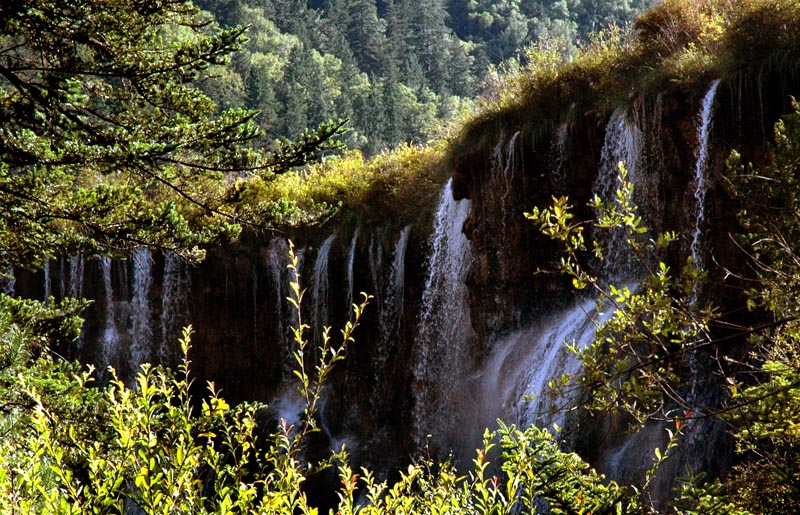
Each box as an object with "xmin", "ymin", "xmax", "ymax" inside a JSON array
[
  {"xmin": 228, "ymin": 140, "xmax": 449, "ymax": 229},
  {"xmin": 449, "ymin": 0, "xmax": 800, "ymax": 168}
]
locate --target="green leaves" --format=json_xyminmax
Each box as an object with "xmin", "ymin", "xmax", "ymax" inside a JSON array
[{"xmin": 529, "ymin": 163, "xmax": 717, "ymax": 426}]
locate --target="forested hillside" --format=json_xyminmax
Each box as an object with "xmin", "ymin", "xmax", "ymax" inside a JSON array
[{"xmin": 196, "ymin": 0, "xmax": 655, "ymax": 154}]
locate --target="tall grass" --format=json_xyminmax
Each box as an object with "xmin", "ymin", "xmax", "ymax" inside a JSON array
[{"xmin": 446, "ymin": 0, "xmax": 800, "ymax": 173}]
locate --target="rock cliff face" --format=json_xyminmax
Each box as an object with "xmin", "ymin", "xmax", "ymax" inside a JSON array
[
  {"xmin": 10, "ymin": 60, "xmax": 800, "ymax": 498},
  {"xmin": 449, "ymin": 68, "xmax": 800, "ymax": 494}
]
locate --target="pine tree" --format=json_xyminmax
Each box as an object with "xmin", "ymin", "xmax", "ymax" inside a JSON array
[{"xmin": 0, "ymin": 0, "xmax": 343, "ymax": 269}]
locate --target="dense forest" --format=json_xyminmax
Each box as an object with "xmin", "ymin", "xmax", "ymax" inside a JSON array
[
  {"xmin": 194, "ymin": 0, "xmax": 655, "ymax": 153},
  {"xmin": 2, "ymin": 0, "xmax": 800, "ymax": 514}
]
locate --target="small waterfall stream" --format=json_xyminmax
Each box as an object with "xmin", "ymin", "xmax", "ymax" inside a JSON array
[
  {"xmin": 130, "ymin": 248, "xmax": 153, "ymax": 374},
  {"xmin": 311, "ymin": 235, "xmax": 336, "ymax": 343},
  {"xmin": 267, "ymin": 237, "xmax": 293, "ymax": 379},
  {"xmin": 413, "ymin": 178, "xmax": 475, "ymax": 454},
  {"xmin": 68, "ymin": 255, "xmax": 84, "ymax": 300},
  {"xmin": 1, "ymin": 268, "xmax": 15, "ymax": 296},
  {"xmin": 595, "ymin": 108, "xmax": 646, "ymax": 282},
  {"xmin": 378, "ymin": 226, "xmax": 411, "ymax": 347},
  {"xmin": 160, "ymin": 252, "xmax": 190, "ymax": 364},
  {"xmin": 43, "ymin": 260, "xmax": 51, "ymax": 301},
  {"xmin": 346, "ymin": 230, "xmax": 358, "ymax": 316},
  {"xmin": 370, "ymin": 226, "xmax": 411, "ymax": 415},
  {"xmin": 99, "ymin": 256, "xmax": 119, "ymax": 375},
  {"xmin": 691, "ymin": 79, "xmax": 722, "ymax": 270}
]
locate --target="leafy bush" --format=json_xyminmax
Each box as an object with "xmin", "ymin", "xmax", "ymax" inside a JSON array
[{"xmin": 720, "ymin": 103, "xmax": 800, "ymax": 514}]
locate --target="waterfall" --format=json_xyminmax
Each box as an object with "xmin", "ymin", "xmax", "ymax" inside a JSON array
[
  {"xmin": 56, "ymin": 257, "xmax": 66, "ymax": 300},
  {"xmin": 378, "ymin": 226, "xmax": 411, "ymax": 344},
  {"xmin": 595, "ymin": 108, "xmax": 647, "ymax": 282},
  {"xmin": 130, "ymin": 248, "xmax": 153, "ymax": 374},
  {"xmin": 477, "ymin": 297, "xmax": 616, "ymax": 436},
  {"xmin": 598, "ymin": 109, "xmax": 644, "ymax": 192},
  {"xmin": 311, "ymin": 235, "xmax": 336, "ymax": 342},
  {"xmin": 691, "ymin": 79, "xmax": 721, "ymax": 270},
  {"xmin": 1, "ymin": 268, "xmax": 15, "ymax": 296},
  {"xmin": 502, "ymin": 131, "xmax": 521, "ymax": 201},
  {"xmin": 160, "ymin": 252, "xmax": 190, "ymax": 364},
  {"xmin": 99, "ymin": 256, "xmax": 119, "ymax": 374},
  {"xmin": 43, "ymin": 259, "xmax": 51, "ymax": 301},
  {"xmin": 371, "ymin": 226, "xmax": 411, "ymax": 414},
  {"xmin": 267, "ymin": 238, "xmax": 293, "ymax": 379},
  {"xmin": 413, "ymin": 179, "xmax": 475, "ymax": 453},
  {"xmin": 346, "ymin": 230, "xmax": 358, "ymax": 316},
  {"xmin": 551, "ymin": 122, "xmax": 569, "ymax": 177},
  {"xmin": 68, "ymin": 255, "xmax": 84, "ymax": 300},
  {"xmin": 368, "ymin": 232, "xmax": 384, "ymax": 309}
]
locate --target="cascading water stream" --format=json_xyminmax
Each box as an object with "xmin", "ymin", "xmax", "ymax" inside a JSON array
[
  {"xmin": 267, "ymin": 238, "xmax": 293, "ymax": 378},
  {"xmin": 368, "ymin": 232, "xmax": 384, "ymax": 310},
  {"xmin": 68, "ymin": 255, "xmax": 84, "ymax": 300},
  {"xmin": 346, "ymin": 230, "xmax": 358, "ymax": 316},
  {"xmin": 595, "ymin": 108, "xmax": 646, "ymax": 282},
  {"xmin": 99, "ymin": 256, "xmax": 119, "ymax": 374},
  {"xmin": 691, "ymin": 79, "xmax": 721, "ymax": 271},
  {"xmin": 1, "ymin": 268, "xmax": 15, "ymax": 296},
  {"xmin": 467, "ymin": 107, "xmax": 655, "ymax": 451},
  {"xmin": 476, "ymin": 296, "xmax": 619, "ymax": 436},
  {"xmin": 551, "ymin": 122, "xmax": 569, "ymax": 177},
  {"xmin": 502, "ymin": 131, "xmax": 521, "ymax": 201},
  {"xmin": 413, "ymin": 178, "xmax": 475, "ymax": 454},
  {"xmin": 43, "ymin": 259, "xmax": 51, "ymax": 301},
  {"xmin": 378, "ymin": 226, "xmax": 411, "ymax": 346},
  {"xmin": 371, "ymin": 226, "xmax": 411, "ymax": 415},
  {"xmin": 56, "ymin": 257, "xmax": 66, "ymax": 300},
  {"xmin": 130, "ymin": 248, "xmax": 153, "ymax": 375},
  {"xmin": 160, "ymin": 252, "xmax": 190, "ymax": 364},
  {"xmin": 311, "ymin": 235, "xmax": 336, "ymax": 345}
]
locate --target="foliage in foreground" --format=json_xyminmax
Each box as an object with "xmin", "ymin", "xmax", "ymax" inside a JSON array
[{"xmin": 0, "ymin": 245, "xmax": 751, "ymax": 515}]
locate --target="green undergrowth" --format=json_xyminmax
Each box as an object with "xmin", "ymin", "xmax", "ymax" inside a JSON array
[
  {"xmin": 0, "ymin": 246, "xmax": 747, "ymax": 514},
  {"xmin": 447, "ymin": 0, "xmax": 800, "ymax": 171}
]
